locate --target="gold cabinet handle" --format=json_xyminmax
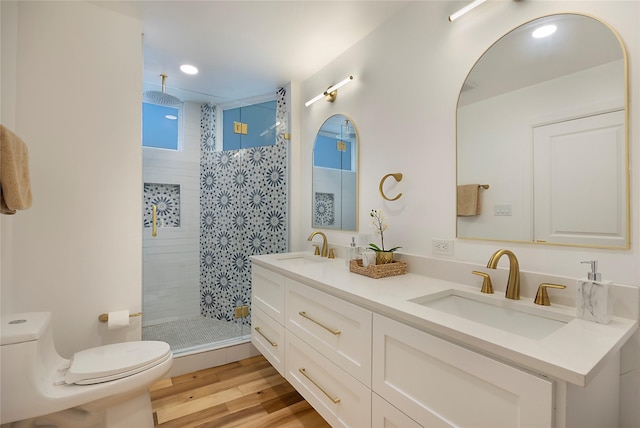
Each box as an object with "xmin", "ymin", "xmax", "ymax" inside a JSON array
[
  {"xmin": 472, "ymin": 271, "xmax": 494, "ymax": 294},
  {"xmin": 534, "ymin": 283, "xmax": 567, "ymax": 306},
  {"xmin": 254, "ymin": 327, "xmax": 277, "ymax": 347},
  {"xmin": 379, "ymin": 173, "xmax": 403, "ymax": 201},
  {"xmin": 152, "ymin": 205, "xmax": 157, "ymax": 237},
  {"xmin": 299, "ymin": 368, "xmax": 340, "ymax": 404},
  {"xmin": 299, "ymin": 311, "xmax": 341, "ymax": 335}
]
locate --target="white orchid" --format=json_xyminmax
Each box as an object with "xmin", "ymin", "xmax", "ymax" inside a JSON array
[{"xmin": 368, "ymin": 209, "xmax": 401, "ymax": 253}]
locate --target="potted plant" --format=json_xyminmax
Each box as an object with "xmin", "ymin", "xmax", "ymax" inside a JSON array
[{"xmin": 368, "ymin": 209, "xmax": 401, "ymax": 264}]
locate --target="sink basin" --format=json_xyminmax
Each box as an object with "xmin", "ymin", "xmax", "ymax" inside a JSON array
[
  {"xmin": 274, "ymin": 254, "xmax": 329, "ymax": 266},
  {"xmin": 409, "ymin": 290, "xmax": 570, "ymax": 340}
]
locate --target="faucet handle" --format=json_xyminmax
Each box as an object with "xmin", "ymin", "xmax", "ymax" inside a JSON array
[
  {"xmin": 472, "ymin": 271, "xmax": 494, "ymax": 294},
  {"xmin": 328, "ymin": 248, "xmax": 335, "ymax": 259},
  {"xmin": 534, "ymin": 283, "xmax": 567, "ymax": 306},
  {"xmin": 312, "ymin": 244, "xmax": 320, "ymax": 256}
]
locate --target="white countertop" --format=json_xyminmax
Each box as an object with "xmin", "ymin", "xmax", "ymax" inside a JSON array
[{"xmin": 251, "ymin": 252, "xmax": 638, "ymax": 387}]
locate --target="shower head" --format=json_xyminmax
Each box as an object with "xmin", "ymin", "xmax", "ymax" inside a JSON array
[{"xmin": 143, "ymin": 74, "xmax": 182, "ymax": 107}]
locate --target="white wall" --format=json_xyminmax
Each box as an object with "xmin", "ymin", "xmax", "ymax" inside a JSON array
[
  {"xmin": 297, "ymin": 0, "xmax": 639, "ymax": 287},
  {"xmin": 0, "ymin": 1, "xmax": 143, "ymax": 357},
  {"xmin": 142, "ymin": 102, "xmax": 201, "ymax": 325},
  {"xmin": 296, "ymin": 1, "xmax": 640, "ymax": 425}
]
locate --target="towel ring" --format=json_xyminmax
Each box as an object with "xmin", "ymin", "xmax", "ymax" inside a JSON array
[{"xmin": 379, "ymin": 173, "xmax": 403, "ymax": 201}]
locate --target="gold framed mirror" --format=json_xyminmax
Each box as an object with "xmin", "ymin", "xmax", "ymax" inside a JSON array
[
  {"xmin": 456, "ymin": 14, "xmax": 629, "ymax": 249},
  {"xmin": 312, "ymin": 114, "xmax": 359, "ymax": 231}
]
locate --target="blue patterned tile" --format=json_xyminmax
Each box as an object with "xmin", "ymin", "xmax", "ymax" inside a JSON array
[{"xmin": 199, "ymin": 89, "xmax": 288, "ymax": 321}]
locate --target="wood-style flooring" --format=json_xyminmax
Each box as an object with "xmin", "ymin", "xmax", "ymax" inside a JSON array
[{"xmin": 150, "ymin": 355, "xmax": 331, "ymax": 428}]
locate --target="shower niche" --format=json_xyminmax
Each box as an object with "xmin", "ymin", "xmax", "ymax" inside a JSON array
[{"xmin": 143, "ymin": 183, "xmax": 181, "ymax": 228}]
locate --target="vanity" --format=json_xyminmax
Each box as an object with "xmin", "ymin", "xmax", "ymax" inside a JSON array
[{"xmin": 250, "ymin": 252, "xmax": 638, "ymax": 428}]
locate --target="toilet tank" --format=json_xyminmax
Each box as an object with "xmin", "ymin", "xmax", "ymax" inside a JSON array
[
  {"xmin": 1, "ymin": 312, "xmax": 52, "ymax": 345},
  {"xmin": 1, "ymin": 312, "xmax": 66, "ymax": 425}
]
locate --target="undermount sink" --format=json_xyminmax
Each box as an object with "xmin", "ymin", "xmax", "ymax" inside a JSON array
[
  {"xmin": 409, "ymin": 290, "xmax": 570, "ymax": 340},
  {"xmin": 274, "ymin": 254, "xmax": 329, "ymax": 266}
]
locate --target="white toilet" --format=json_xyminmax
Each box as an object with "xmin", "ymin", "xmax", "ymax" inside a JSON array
[{"xmin": 0, "ymin": 312, "xmax": 173, "ymax": 428}]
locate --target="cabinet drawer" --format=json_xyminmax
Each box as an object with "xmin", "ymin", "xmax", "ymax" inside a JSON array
[
  {"xmin": 373, "ymin": 314, "xmax": 553, "ymax": 428},
  {"xmin": 251, "ymin": 306, "xmax": 285, "ymax": 375},
  {"xmin": 372, "ymin": 392, "xmax": 422, "ymax": 428},
  {"xmin": 285, "ymin": 332, "xmax": 371, "ymax": 428},
  {"xmin": 252, "ymin": 265, "xmax": 285, "ymax": 324},
  {"xmin": 285, "ymin": 279, "xmax": 372, "ymax": 386}
]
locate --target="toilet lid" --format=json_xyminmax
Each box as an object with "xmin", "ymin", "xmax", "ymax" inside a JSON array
[{"xmin": 65, "ymin": 341, "xmax": 171, "ymax": 385}]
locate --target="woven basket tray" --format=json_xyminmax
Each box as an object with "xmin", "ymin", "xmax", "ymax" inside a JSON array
[{"xmin": 349, "ymin": 259, "xmax": 407, "ymax": 279}]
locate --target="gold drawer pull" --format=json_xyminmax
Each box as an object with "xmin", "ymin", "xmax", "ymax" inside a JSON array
[
  {"xmin": 299, "ymin": 368, "xmax": 341, "ymax": 404},
  {"xmin": 299, "ymin": 311, "xmax": 341, "ymax": 335},
  {"xmin": 254, "ymin": 327, "xmax": 277, "ymax": 347}
]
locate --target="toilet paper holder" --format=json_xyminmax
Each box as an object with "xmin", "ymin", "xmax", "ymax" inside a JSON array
[{"xmin": 98, "ymin": 312, "xmax": 142, "ymax": 323}]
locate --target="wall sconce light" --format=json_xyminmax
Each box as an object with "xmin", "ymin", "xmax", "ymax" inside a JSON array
[
  {"xmin": 449, "ymin": 0, "xmax": 487, "ymax": 22},
  {"xmin": 305, "ymin": 75, "xmax": 354, "ymax": 107}
]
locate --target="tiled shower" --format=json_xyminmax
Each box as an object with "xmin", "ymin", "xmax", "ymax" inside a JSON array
[{"xmin": 142, "ymin": 89, "xmax": 289, "ymax": 354}]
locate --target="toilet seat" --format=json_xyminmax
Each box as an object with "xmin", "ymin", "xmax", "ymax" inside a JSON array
[{"xmin": 65, "ymin": 341, "xmax": 171, "ymax": 385}]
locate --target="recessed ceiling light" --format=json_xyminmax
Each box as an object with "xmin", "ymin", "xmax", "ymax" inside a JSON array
[
  {"xmin": 532, "ymin": 24, "xmax": 557, "ymax": 39},
  {"xmin": 180, "ymin": 64, "xmax": 198, "ymax": 75},
  {"xmin": 165, "ymin": 115, "xmax": 177, "ymax": 120}
]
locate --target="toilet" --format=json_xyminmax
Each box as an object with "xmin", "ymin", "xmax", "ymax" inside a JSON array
[{"xmin": 0, "ymin": 312, "xmax": 173, "ymax": 428}]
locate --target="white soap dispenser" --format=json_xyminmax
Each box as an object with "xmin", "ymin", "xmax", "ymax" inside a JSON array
[
  {"xmin": 576, "ymin": 260, "xmax": 612, "ymax": 324},
  {"xmin": 346, "ymin": 236, "xmax": 359, "ymax": 266}
]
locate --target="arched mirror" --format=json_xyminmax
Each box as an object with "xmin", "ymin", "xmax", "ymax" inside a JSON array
[
  {"xmin": 312, "ymin": 114, "xmax": 359, "ymax": 230},
  {"xmin": 456, "ymin": 14, "xmax": 628, "ymax": 248}
]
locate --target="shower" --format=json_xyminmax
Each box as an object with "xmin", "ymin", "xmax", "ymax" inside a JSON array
[
  {"xmin": 141, "ymin": 87, "xmax": 289, "ymax": 357},
  {"xmin": 143, "ymin": 74, "xmax": 181, "ymax": 107}
]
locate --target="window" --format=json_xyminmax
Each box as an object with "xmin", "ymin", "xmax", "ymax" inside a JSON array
[
  {"xmin": 313, "ymin": 135, "xmax": 353, "ymax": 171},
  {"xmin": 142, "ymin": 102, "xmax": 180, "ymax": 150}
]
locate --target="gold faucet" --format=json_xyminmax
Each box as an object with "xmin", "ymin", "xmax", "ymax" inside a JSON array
[
  {"xmin": 308, "ymin": 231, "xmax": 328, "ymax": 257},
  {"xmin": 486, "ymin": 249, "xmax": 520, "ymax": 300}
]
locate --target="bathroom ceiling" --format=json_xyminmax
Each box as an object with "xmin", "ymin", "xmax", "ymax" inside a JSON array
[{"xmin": 93, "ymin": 1, "xmax": 412, "ymax": 103}]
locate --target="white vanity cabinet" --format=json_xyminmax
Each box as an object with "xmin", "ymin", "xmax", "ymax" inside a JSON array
[
  {"xmin": 251, "ymin": 266, "xmax": 372, "ymax": 427},
  {"xmin": 251, "ymin": 257, "xmax": 628, "ymax": 428},
  {"xmin": 372, "ymin": 314, "xmax": 553, "ymax": 427},
  {"xmin": 285, "ymin": 332, "xmax": 372, "ymax": 427},
  {"xmin": 251, "ymin": 265, "xmax": 286, "ymax": 374},
  {"xmin": 252, "ymin": 265, "xmax": 285, "ymax": 324},
  {"xmin": 285, "ymin": 279, "xmax": 372, "ymax": 386},
  {"xmin": 251, "ymin": 306, "xmax": 285, "ymax": 374},
  {"xmin": 372, "ymin": 393, "xmax": 422, "ymax": 428}
]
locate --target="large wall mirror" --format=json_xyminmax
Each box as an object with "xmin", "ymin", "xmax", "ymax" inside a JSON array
[
  {"xmin": 456, "ymin": 14, "xmax": 629, "ymax": 248},
  {"xmin": 312, "ymin": 114, "xmax": 359, "ymax": 230}
]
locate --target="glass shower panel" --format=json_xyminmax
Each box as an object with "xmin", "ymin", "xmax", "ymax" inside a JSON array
[{"xmin": 142, "ymin": 83, "xmax": 288, "ymax": 356}]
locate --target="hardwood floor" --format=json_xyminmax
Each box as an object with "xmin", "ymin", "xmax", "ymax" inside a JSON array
[{"xmin": 150, "ymin": 355, "xmax": 331, "ymax": 427}]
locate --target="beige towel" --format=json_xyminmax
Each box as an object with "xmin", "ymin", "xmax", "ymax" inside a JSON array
[
  {"xmin": 1, "ymin": 125, "xmax": 33, "ymax": 215},
  {"xmin": 457, "ymin": 184, "xmax": 481, "ymax": 216}
]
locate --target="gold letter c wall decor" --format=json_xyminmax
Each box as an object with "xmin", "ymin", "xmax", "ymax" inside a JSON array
[{"xmin": 379, "ymin": 173, "xmax": 403, "ymax": 201}]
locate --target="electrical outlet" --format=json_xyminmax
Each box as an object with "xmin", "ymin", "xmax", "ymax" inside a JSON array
[
  {"xmin": 494, "ymin": 203, "xmax": 512, "ymax": 216},
  {"xmin": 432, "ymin": 239, "xmax": 454, "ymax": 256}
]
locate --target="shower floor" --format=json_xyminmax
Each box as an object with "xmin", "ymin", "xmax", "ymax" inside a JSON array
[{"xmin": 142, "ymin": 316, "xmax": 249, "ymax": 355}]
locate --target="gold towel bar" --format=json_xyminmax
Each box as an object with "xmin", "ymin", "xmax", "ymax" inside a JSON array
[
  {"xmin": 479, "ymin": 184, "xmax": 489, "ymax": 189},
  {"xmin": 98, "ymin": 312, "xmax": 142, "ymax": 323}
]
